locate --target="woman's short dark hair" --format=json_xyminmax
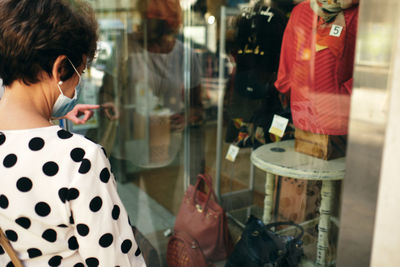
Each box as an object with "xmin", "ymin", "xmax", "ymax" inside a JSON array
[{"xmin": 0, "ymin": 0, "xmax": 99, "ymax": 86}]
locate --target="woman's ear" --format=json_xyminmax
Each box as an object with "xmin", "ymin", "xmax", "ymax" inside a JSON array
[{"xmin": 52, "ymin": 55, "xmax": 67, "ymax": 83}]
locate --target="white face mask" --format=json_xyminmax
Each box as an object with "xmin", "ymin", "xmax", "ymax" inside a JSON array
[{"xmin": 51, "ymin": 58, "xmax": 82, "ymax": 118}]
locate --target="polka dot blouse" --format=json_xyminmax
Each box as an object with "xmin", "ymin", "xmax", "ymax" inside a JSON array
[{"xmin": 0, "ymin": 126, "xmax": 146, "ymax": 267}]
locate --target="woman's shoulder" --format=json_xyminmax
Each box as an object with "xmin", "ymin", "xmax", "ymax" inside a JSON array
[
  {"xmin": 50, "ymin": 127, "xmax": 105, "ymax": 157},
  {"xmin": 0, "ymin": 125, "xmax": 106, "ymax": 159}
]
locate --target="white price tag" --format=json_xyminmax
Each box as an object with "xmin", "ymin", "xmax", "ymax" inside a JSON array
[
  {"xmin": 225, "ymin": 144, "xmax": 240, "ymax": 162},
  {"xmin": 269, "ymin": 115, "xmax": 289, "ymax": 138},
  {"xmin": 329, "ymin": 25, "xmax": 343, "ymax": 37}
]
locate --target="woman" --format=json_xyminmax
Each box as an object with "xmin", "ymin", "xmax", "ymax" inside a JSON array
[
  {"xmin": 0, "ymin": 1, "xmax": 145, "ymax": 266},
  {"xmin": 102, "ymin": 0, "xmax": 203, "ymax": 171}
]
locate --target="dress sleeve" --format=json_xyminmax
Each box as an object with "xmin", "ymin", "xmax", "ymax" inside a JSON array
[
  {"xmin": 274, "ymin": 7, "xmax": 297, "ymax": 94},
  {"xmin": 68, "ymin": 145, "xmax": 146, "ymax": 267}
]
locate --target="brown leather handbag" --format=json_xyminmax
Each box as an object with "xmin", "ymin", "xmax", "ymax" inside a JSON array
[
  {"xmin": 0, "ymin": 227, "xmax": 23, "ymax": 267},
  {"xmin": 173, "ymin": 174, "xmax": 233, "ymax": 262},
  {"xmin": 167, "ymin": 230, "xmax": 209, "ymax": 267}
]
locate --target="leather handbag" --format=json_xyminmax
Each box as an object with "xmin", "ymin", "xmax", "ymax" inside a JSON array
[
  {"xmin": 0, "ymin": 227, "xmax": 23, "ymax": 267},
  {"xmin": 167, "ymin": 230, "xmax": 209, "ymax": 267},
  {"xmin": 226, "ymin": 215, "xmax": 304, "ymax": 267},
  {"xmin": 173, "ymin": 174, "xmax": 233, "ymax": 262}
]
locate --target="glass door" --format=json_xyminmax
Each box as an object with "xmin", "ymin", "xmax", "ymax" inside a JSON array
[{"xmin": 67, "ymin": 0, "xmax": 370, "ymax": 266}]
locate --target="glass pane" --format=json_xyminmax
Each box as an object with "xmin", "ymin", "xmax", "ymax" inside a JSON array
[
  {"xmin": 214, "ymin": 0, "xmax": 358, "ymax": 266},
  {"xmin": 67, "ymin": 0, "xmax": 360, "ymax": 266}
]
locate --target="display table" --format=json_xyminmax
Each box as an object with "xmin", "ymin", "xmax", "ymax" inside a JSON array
[{"xmin": 251, "ymin": 140, "xmax": 345, "ymax": 267}]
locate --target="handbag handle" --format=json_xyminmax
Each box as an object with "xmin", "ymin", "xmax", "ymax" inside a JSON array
[
  {"xmin": 198, "ymin": 174, "xmax": 218, "ymax": 200},
  {"xmin": 191, "ymin": 174, "xmax": 218, "ymax": 213},
  {"xmin": 0, "ymin": 227, "xmax": 23, "ymax": 267},
  {"xmin": 265, "ymin": 221, "xmax": 304, "ymax": 241}
]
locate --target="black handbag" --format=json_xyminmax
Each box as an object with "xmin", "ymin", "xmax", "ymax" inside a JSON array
[{"xmin": 226, "ymin": 215, "xmax": 304, "ymax": 267}]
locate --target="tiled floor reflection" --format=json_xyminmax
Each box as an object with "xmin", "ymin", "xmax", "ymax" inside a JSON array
[{"xmin": 117, "ymin": 182, "xmax": 175, "ymax": 235}]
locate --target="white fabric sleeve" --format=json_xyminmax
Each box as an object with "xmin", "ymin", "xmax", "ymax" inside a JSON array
[{"xmin": 68, "ymin": 145, "xmax": 146, "ymax": 267}]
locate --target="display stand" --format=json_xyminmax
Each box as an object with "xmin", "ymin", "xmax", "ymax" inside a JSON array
[{"xmin": 251, "ymin": 140, "xmax": 345, "ymax": 267}]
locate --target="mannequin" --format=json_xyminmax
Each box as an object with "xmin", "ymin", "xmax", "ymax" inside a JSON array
[{"xmin": 274, "ymin": 0, "xmax": 359, "ymax": 135}]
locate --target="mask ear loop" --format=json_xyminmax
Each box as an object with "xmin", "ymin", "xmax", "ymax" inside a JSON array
[
  {"xmin": 57, "ymin": 58, "xmax": 81, "ymax": 97},
  {"xmin": 56, "ymin": 58, "xmax": 82, "ymax": 99},
  {"xmin": 66, "ymin": 58, "xmax": 81, "ymax": 79}
]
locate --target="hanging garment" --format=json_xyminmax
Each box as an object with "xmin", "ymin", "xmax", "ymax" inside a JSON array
[{"xmin": 225, "ymin": 5, "xmax": 291, "ymax": 148}]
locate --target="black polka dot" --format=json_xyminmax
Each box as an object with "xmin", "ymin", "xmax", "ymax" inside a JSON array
[
  {"xmin": 57, "ymin": 224, "xmax": 68, "ymax": 228},
  {"xmin": 0, "ymin": 194, "xmax": 9, "ymax": 209},
  {"xmin": 27, "ymin": 248, "xmax": 42, "ymax": 258},
  {"xmin": 67, "ymin": 188, "xmax": 80, "ymax": 201},
  {"xmin": 89, "ymin": 196, "xmax": 102, "ymax": 212},
  {"xmin": 73, "ymin": 263, "xmax": 84, "ymax": 267},
  {"xmin": 70, "ymin": 213, "xmax": 75, "ymax": 224},
  {"xmin": 35, "ymin": 202, "xmax": 51, "ymax": 217},
  {"xmin": 100, "ymin": 168, "xmax": 110, "ymax": 183},
  {"xmin": 42, "ymin": 229, "xmax": 57, "ymax": 243},
  {"xmin": 29, "ymin": 137, "xmax": 45, "ymax": 151},
  {"xmin": 70, "ymin": 148, "xmax": 85, "ymax": 162},
  {"xmin": 135, "ymin": 247, "xmax": 142, "ymax": 256},
  {"xmin": 5, "ymin": 230, "xmax": 18, "ymax": 242},
  {"xmin": 15, "ymin": 217, "xmax": 31, "ymax": 229},
  {"xmin": 3, "ymin": 154, "xmax": 17, "ymax": 168},
  {"xmin": 121, "ymin": 239, "xmax": 132, "ymax": 254},
  {"xmin": 16, "ymin": 177, "xmax": 32, "ymax": 192},
  {"xmin": 68, "ymin": 236, "xmax": 79, "ymax": 250},
  {"xmin": 57, "ymin": 129, "xmax": 73, "ymax": 139},
  {"xmin": 58, "ymin": 188, "xmax": 68, "ymax": 203},
  {"xmin": 77, "ymin": 224, "xmax": 89, "ymax": 236},
  {"xmin": 78, "ymin": 159, "xmax": 91, "ymax": 174},
  {"xmin": 0, "ymin": 132, "xmax": 5, "ymax": 145},
  {"xmin": 42, "ymin": 161, "xmax": 59, "ymax": 176},
  {"xmin": 0, "ymin": 245, "xmax": 4, "ymax": 255},
  {"xmin": 85, "ymin": 257, "xmax": 99, "ymax": 267},
  {"xmin": 6, "ymin": 261, "xmax": 14, "ymax": 267},
  {"xmin": 99, "ymin": 233, "xmax": 113, "ymax": 248},
  {"xmin": 48, "ymin": 255, "xmax": 63, "ymax": 266},
  {"xmin": 112, "ymin": 205, "xmax": 120, "ymax": 220}
]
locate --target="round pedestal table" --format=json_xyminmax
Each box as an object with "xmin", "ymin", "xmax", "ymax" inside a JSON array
[{"xmin": 251, "ymin": 140, "xmax": 345, "ymax": 266}]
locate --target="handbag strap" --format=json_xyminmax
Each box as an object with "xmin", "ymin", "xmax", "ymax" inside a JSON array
[
  {"xmin": 265, "ymin": 221, "xmax": 304, "ymax": 241},
  {"xmin": 0, "ymin": 227, "xmax": 23, "ymax": 267},
  {"xmin": 200, "ymin": 174, "xmax": 218, "ymax": 201},
  {"xmin": 191, "ymin": 174, "xmax": 218, "ymax": 213}
]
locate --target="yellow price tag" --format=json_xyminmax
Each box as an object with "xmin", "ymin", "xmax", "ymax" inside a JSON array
[
  {"xmin": 269, "ymin": 115, "xmax": 289, "ymax": 138},
  {"xmin": 226, "ymin": 144, "xmax": 240, "ymax": 162}
]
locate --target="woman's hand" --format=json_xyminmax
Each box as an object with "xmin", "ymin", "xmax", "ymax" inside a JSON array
[
  {"xmin": 170, "ymin": 112, "xmax": 185, "ymax": 132},
  {"xmin": 64, "ymin": 104, "xmax": 100, "ymax": 124}
]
